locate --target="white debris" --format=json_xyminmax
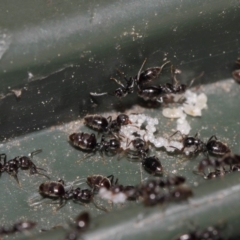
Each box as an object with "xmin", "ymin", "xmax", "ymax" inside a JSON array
[
  {"xmin": 196, "ymin": 93, "xmax": 208, "ymax": 109},
  {"xmin": 162, "ymin": 107, "xmax": 184, "ymax": 118},
  {"xmin": 165, "ymin": 141, "xmax": 183, "ymax": 152},
  {"xmin": 99, "ymin": 188, "xmax": 127, "ymax": 203},
  {"xmin": 176, "ymin": 116, "xmax": 191, "ymax": 135},
  {"xmin": 183, "ymin": 90, "xmax": 208, "ymax": 117},
  {"xmin": 183, "ymin": 104, "xmax": 202, "ymax": 117}
]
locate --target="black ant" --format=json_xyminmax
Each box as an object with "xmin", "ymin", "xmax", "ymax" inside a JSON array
[
  {"xmin": 38, "ymin": 179, "xmax": 95, "ymax": 210},
  {"xmin": 69, "ymin": 133, "xmax": 122, "ymax": 159},
  {"xmin": 139, "ymin": 175, "xmax": 186, "ymax": 192},
  {"xmin": 0, "ymin": 221, "xmax": 36, "ymax": 236},
  {"xmin": 137, "ymin": 65, "xmax": 203, "ymax": 103},
  {"xmin": 126, "ymin": 137, "xmax": 149, "ymax": 159},
  {"xmin": 175, "ymin": 224, "xmax": 224, "ymax": 240},
  {"xmin": 125, "ymin": 137, "xmax": 162, "ymax": 175},
  {"xmin": 108, "ymin": 59, "xmax": 148, "ymax": 98},
  {"xmin": 203, "ymin": 135, "xmax": 230, "ymax": 156},
  {"xmin": 84, "ymin": 113, "xmax": 132, "ymax": 133},
  {"xmin": 169, "ymin": 131, "xmax": 204, "ymax": 155},
  {"xmin": 196, "ymin": 154, "xmax": 240, "ymax": 179},
  {"xmin": 90, "ymin": 59, "xmax": 170, "ymax": 99},
  {"xmin": 0, "ymin": 149, "xmax": 49, "ymax": 185},
  {"xmin": 138, "ymin": 176, "xmax": 191, "ymax": 206},
  {"xmin": 65, "ymin": 212, "xmax": 90, "ymax": 240},
  {"xmin": 232, "ymin": 58, "xmax": 240, "ymax": 84}
]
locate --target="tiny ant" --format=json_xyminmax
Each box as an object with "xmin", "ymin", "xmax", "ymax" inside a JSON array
[
  {"xmin": 138, "ymin": 175, "xmax": 186, "ymax": 194},
  {"xmin": 125, "ymin": 138, "xmax": 162, "ymax": 175},
  {"xmin": 69, "ymin": 133, "xmax": 122, "ymax": 160},
  {"xmin": 84, "ymin": 113, "xmax": 132, "ymax": 132},
  {"xmin": 97, "ymin": 135, "xmax": 123, "ymax": 156},
  {"xmin": 108, "ymin": 113, "xmax": 132, "ymax": 133},
  {"xmin": 169, "ymin": 131, "xmax": 203, "ymax": 155},
  {"xmin": 196, "ymin": 154, "xmax": 240, "ymax": 179},
  {"xmin": 38, "ymin": 179, "xmax": 94, "ymax": 209},
  {"xmin": 127, "ymin": 137, "xmax": 149, "ymax": 159},
  {"xmin": 175, "ymin": 224, "xmax": 224, "ymax": 240},
  {"xmin": 203, "ymin": 135, "xmax": 230, "ymax": 156},
  {"xmin": 84, "ymin": 113, "xmax": 132, "ymax": 134},
  {"xmin": 0, "ymin": 149, "xmax": 49, "ymax": 185},
  {"xmin": 65, "ymin": 211, "xmax": 90, "ymax": 240},
  {"xmin": 138, "ymin": 177, "xmax": 191, "ymax": 206},
  {"xmin": 196, "ymin": 158, "xmax": 223, "ymax": 177},
  {"xmin": 109, "ymin": 59, "xmax": 148, "ymax": 98},
  {"xmin": 0, "ymin": 221, "xmax": 36, "ymax": 236},
  {"xmin": 137, "ymin": 65, "xmax": 203, "ymax": 103}
]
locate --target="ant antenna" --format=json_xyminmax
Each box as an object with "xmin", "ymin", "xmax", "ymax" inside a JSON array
[
  {"xmin": 29, "ymin": 149, "xmax": 42, "ymax": 158},
  {"xmin": 188, "ymin": 71, "xmax": 204, "ymax": 88}
]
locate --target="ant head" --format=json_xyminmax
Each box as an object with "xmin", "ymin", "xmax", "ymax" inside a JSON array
[
  {"xmin": 19, "ymin": 156, "xmax": 31, "ymax": 168},
  {"xmin": 116, "ymin": 114, "xmax": 132, "ymax": 125},
  {"xmin": 69, "ymin": 133, "xmax": 77, "ymax": 143},
  {"xmin": 114, "ymin": 88, "xmax": 126, "ymax": 98}
]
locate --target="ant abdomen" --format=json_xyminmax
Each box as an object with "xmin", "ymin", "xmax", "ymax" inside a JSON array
[
  {"xmin": 39, "ymin": 181, "xmax": 65, "ymax": 198},
  {"xmin": 142, "ymin": 156, "xmax": 163, "ymax": 175},
  {"xmin": 69, "ymin": 132, "xmax": 97, "ymax": 150},
  {"xmin": 84, "ymin": 115, "xmax": 109, "ymax": 132}
]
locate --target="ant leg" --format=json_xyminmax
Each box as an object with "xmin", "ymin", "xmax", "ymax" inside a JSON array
[
  {"xmin": 107, "ymin": 175, "xmax": 114, "ymax": 184},
  {"xmin": 11, "ymin": 172, "xmax": 22, "ymax": 187},
  {"xmin": 136, "ymin": 58, "xmax": 147, "ymax": 81},
  {"xmin": 169, "ymin": 145, "xmax": 183, "ymax": 152},
  {"xmin": 169, "ymin": 130, "xmax": 183, "ymax": 139},
  {"xmin": 114, "ymin": 178, "xmax": 119, "ymax": 185},
  {"xmin": 92, "ymin": 198, "xmax": 109, "ymax": 212},
  {"xmin": 188, "ymin": 71, "xmax": 204, "ymax": 88},
  {"xmin": 156, "ymin": 97, "xmax": 164, "ymax": 103},
  {"xmin": 208, "ymin": 135, "xmax": 218, "ymax": 142},
  {"xmin": 76, "ymin": 152, "xmax": 95, "ymax": 163},
  {"xmin": 53, "ymin": 199, "xmax": 67, "ymax": 212},
  {"xmin": 34, "ymin": 168, "xmax": 50, "ymax": 179},
  {"xmin": 110, "ymin": 77, "xmax": 125, "ymax": 88}
]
